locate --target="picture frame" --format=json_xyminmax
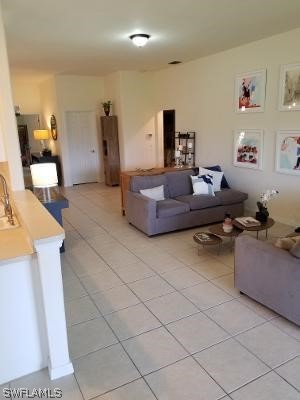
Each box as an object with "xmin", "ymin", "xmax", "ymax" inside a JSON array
[
  {"xmin": 278, "ymin": 63, "xmax": 300, "ymax": 111},
  {"xmin": 276, "ymin": 130, "xmax": 300, "ymax": 176},
  {"xmin": 233, "ymin": 129, "xmax": 263, "ymax": 170},
  {"xmin": 235, "ymin": 69, "xmax": 266, "ymax": 113}
]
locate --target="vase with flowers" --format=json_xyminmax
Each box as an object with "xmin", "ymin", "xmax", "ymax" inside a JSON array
[
  {"xmin": 256, "ymin": 189, "xmax": 279, "ymax": 223},
  {"xmin": 102, "ymin": 100, "xmax": 112, "ymax": 116}
]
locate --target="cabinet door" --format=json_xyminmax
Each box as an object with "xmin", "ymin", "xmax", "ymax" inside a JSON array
[
  {"xmin": 66, "ymin": 111, "xmax": 100, "ymax": 184},
  {"xmin": 101, "ymin": 116, "xmax": 120, "ymax": 185}
]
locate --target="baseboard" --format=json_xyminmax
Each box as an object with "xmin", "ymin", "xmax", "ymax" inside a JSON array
[{"xmin": 48, "ymin": 362, "xmax": 74, "ymax": 380}]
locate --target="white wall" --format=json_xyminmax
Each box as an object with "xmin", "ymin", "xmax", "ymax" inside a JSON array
[
  {"xmin": 152, "ymin": 27, "xmax": 300, "ymax": 226},
  {"xmin": 0, "ymin": 4, "xmax": 24, "ymax": 189},
  {"xmin": 11, "ymin": 78, "xmax": 41, "ymax": 115}
]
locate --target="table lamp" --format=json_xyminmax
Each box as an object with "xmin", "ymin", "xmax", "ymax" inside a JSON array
[
  {"xmin": 33, "ymin": 129, "xmax": 51, "ymax": 156},
  {"xmin": 30, "ymin": 163, "xmax": 58, "ymax": 202}
]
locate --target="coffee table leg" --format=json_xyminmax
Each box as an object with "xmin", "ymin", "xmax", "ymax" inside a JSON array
[
  {"xmin": 256, "ymin": 231, "xmax": 259, "ymax": 240},
  {"xmin": 266, "ymin": 229, "xmax": 268, "ymax": 239}
]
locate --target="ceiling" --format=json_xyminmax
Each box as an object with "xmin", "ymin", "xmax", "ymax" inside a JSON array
[{"xmin": 2, "ymin": 0, "xmax": 300, "ymax": 80}]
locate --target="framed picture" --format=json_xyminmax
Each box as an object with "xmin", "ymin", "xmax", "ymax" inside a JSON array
[
  {"xmin": 278, "ymin": 63, "xmax": 300, "ymax": 111},
  {"xmin": 233, "ymin": 129, "xmax": 263, "ymax": 170},
  {"xmin": 276, "ymin": 131, "xmax": 300, "ymax": 175},
  {"xmin": 235, "ymin": 69, "xmax": 266, "ymax": 113}
]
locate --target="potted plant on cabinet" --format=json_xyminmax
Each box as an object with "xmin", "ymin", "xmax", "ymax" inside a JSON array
[{"xmin": 102, "ymin": 100, "xmax": 112, "ymax": 116}]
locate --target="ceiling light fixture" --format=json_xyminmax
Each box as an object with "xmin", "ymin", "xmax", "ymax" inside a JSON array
[{"xmin": 129, "ymin": 34, "xmax": 150, "ymax": 47}]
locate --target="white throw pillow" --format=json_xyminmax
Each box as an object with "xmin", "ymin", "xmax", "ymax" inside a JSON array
[
  {"xmin": 198, "ymin": 167, "xmax": 224, "ymax": 192},
  {"xmin": 140, "ymin": 185, "xmax": 165, "ymax": 201},
  {"xmin": 191, "ymin": 175, "xmax": 215, "ymax": 196}
]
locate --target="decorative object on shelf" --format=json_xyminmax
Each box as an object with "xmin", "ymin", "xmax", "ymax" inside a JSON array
[
  {"xmin": 256, "ymin": 189, "xmax": 279, "ymax": 223},
  {"xmin": 174, "ymin": 131, "xmax": 195, "ymax": 167},
  {"xmin": 101, "ymin": 100, "xmax": 112, "ymax": 116},
  {"xmin": 174, "ymin": 149, "xmax": 181, "ymax": 168},
  {"xmin": 233, "ymin": 129, "xmax": 263, "ymax": 170},
  {"xmin": 235, "ymin": 69, "xmax": 266, "ymax": 113},
  {"xmin": 276, "ymin": 130, "xmax": 300, "ymax": 175},
  {"xmin": 278, "ymin": 63, "xmax": 300, "ymax": 111},
  {"xmin": 50, "ymin": 115, "xmax": 58, "ymax": 140},
  {"xmin": 14, "ymin": 105, "xmax": 20, "ymax": 116},
  {"xmin": 33, "ymin": 129, "xmax": 51, "ymax": 156},
  {"xmin": 129, "ymin": 33, "xmax": 151, "ymax": 47},
  {"xmin": 30, "ymin": 162, "xmax": 58, "ymax": 202},
  {"xmin": 223, "ymin": 213, "xmax": 233, "ymax": 233}
]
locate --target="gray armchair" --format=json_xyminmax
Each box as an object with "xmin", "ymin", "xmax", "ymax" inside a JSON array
[{"xmin": 235, "ymin": 235, "xmax": 300, "ymax": 326}]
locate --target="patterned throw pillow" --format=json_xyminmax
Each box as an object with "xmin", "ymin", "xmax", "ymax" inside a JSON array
[{"xmin": 190, "ymin": 174, "xmax": 215, "ymax": 196}]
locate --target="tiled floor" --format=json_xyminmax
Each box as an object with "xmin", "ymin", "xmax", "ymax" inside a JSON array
[{"xmin": 4, "ymin": 183, "xmax": 300, "ymax": 400}]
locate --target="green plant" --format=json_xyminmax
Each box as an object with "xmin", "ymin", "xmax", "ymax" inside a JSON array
[{"xmin": 101, "ymin": 101, "xmax": 112, "ymax": 108}]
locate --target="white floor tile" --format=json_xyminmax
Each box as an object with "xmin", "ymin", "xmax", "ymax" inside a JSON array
[
  {"xmin": 189, "ymin": 259, "xmax": 232, "ymax": 280},
  {"xmin": 63, "ymin": 278, "xmax": 88, "ymax": 302},
  {"xmin": 205, "ymin": 299, "xmax": 265, "ymax": 335},
  {"xmin": 65, "ymin": 297, "xmax": 100, "ymax": 326},
  {"xmin": 112, "ymin": 262, "xmax": 155, "ymax": 283},
  {"xmin": 123, "ymin": 327, "xmax": 187, "ymax": 375},
  {"xmin": 195, "ymin": 338, "xmax": 270, "ymax": 392},
  {"xmin": 68, "ymin": 317, "xmax": 118, "ymax": 359},
  {"xmin": 74, "ymin": 344, "xmax": 140, "ymax": 399},
  {"xmin": 230, "ymin": 372, "xmax": 300, "ymax": 400},
  {"xmin": 276, "ymin": 357, "xmax": 300, "ymax": 391},
  {"xmin": 145, "ymin": 291, "xmax": 198, "ymax": 324},
  {"xmin": 167, "ymin": 313, "xmax": 230, "ymax": 353},
  {"xmin": 94, "ymin": 379, "xmax": 156, "ymax": 400},
  {"xmin": 236, "ymin": 322, "xmax": 300, "ymax": 368},
  {"xmin": 145, "ymin": 357, "xmax": 225, "ymax": 400},
  {"xmin": 161, "ymin": 267, "xmax": 207, "ymax": 290},
  {"xmin": 81, "ymin": 270, "xmax": 123, "ymax": 295},
  {"xmin": 238, "ymin": 295, "xmax": 277, "ymax": 320},
  {"xmin": 10, "ymin": 369, "xmax": 83, "ymax": 400},
  {"xmin": 92, "ymin": 285, "xmax": 140, "ymax": 315},
  {"xmin": 128, "ymin": 276, "xmax": 175, "ymax": 302},
  {"xmin": 105, "ymin": 303, "xmax": 161, "ymax": 341},
  {"xmin": 271, "ymin": 317, "xmax": 300, "ymax": 340},
  {"xmin": 211, "ymin": 274, "xmax": 241, "ymax": 298},
  {"xmin": 182, "ymin": 282, "xmax": 233, "ymax": 310}
]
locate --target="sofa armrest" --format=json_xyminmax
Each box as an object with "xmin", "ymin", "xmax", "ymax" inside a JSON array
[
  {"xmin": 125, "ymin": 191, "xmax": 157, "ymax": 236},
  {"xmin": 235, "ymin": 235, "xmax": 300, "ymax": 325}
]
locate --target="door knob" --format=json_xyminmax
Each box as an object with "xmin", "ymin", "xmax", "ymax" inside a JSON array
[{"xmin": 91, "ymin": 150, "xmax": 95, "ymax": 153}]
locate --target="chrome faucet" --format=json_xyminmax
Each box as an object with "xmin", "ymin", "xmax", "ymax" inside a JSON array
[{"xmin": 0, "ymin": 174, "xmax": 14, "ymax": 225}]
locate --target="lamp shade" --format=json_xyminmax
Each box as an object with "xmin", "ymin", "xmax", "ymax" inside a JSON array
[
  {"xmin": 33, "ymin": 129, "xmax": 49, "ymax": 140},
  {"xmin": 30, "ymin": 163, "xmax": 58, "ymax": 188}
]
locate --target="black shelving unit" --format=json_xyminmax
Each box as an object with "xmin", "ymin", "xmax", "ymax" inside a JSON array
[{"xmin": 174, "ymin": 131, "xmax": 196, "ymax": 166}]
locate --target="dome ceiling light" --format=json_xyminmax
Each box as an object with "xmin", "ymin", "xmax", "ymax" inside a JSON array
[{"xmin": 129, "ymin": 34, "xmax": 151, "ymax": 47}]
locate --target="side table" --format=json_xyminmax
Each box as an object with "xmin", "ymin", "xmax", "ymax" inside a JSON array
[
  {"xmin": 40, "ymin": 194, "xmax": 69, "ymax": 253},
  {"xmin": 209, "ymin": 224, "xmax": 243, "ymax": 251},
  {"xmin": 193, "ymin": 232, "xmax": 222, "ymax": 255},
  {"xmin": 233, "ymin": 217, "xmax": 275, "ymax": 239}
]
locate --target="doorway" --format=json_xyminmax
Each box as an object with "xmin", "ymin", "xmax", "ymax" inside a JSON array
[
  {"xmin": 163, "ymin": 110, "xmax": 175, "ymax": 167},
  {"xmin": 66, "ymin": 111, "xmax": 100, "ymax": 185}
]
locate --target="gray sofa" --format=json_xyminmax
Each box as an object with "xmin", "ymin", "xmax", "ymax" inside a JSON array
[
  {"xmin": 235, "ymin": 235, "xmax": 300, "ymax": 326},
  {"xmin": 126, "ymin": 168, "xmax": 248, "ymax": 236}
]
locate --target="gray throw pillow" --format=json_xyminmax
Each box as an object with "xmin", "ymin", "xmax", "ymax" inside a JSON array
[{"xmin": 290, "ymin": 242, "xmax": 300, "ymax": 259}]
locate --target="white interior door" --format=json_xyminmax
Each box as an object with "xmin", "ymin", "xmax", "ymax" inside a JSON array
[{"xmin": 66, "ymin": 111, "xmax": 100, "ymax": 184}]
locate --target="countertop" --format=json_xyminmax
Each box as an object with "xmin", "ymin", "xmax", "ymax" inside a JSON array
[{"xmin": 0, "ymin": 190, "xmax": 65, "ymax": 263}]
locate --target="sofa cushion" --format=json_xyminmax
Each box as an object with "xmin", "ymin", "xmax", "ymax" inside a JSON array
[
  {"xmin": 165, "ymin": 169, "xmax": 195, "ymax": 198},
  {"xmin": 290, "ymin": 242, "xmax": 300, "ymax": 259},
  {"xmin": 175, "ymin": 194, "xmax": 221, "ymax": 210},
  {"xmin": 157, "ymin": 199, "xmax": 190, "ymax": 218},
  {"xmin": 215, "ymin": 189, "xmax": 248, "ymax": 205},
  {"xmin": 131, "ymin": 174, "xmax": 170, "ymax": 198}
]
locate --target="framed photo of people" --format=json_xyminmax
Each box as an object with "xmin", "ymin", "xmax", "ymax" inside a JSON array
[
  {"xmin": 276, "ymin": 131, "xmax": 300, "ymax": 175},
  {"xmin": 278, "ymin": 63, "xmax": 300, "ymax": 111},
  {"xmin": 233, "ymin": 129, "xmax": 264, "ymax": 170},
  {"xmin": 235, "ymin": 69, "xmax": 266, "ymax": 113}
]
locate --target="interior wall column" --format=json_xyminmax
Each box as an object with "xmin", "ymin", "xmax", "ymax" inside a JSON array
[{"xmin": 0, "ymin": 4, "xmax": 24, "ymax": 190}]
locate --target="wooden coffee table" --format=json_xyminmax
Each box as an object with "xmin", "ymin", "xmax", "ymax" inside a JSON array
[
  {"xmin": 209, "ymin": 224, "xmax": 243, "ymax": 250},
  {"xmin": 232, "ymin": 217, "xmax": 275, "ymax": 239},
  {"xmin": 193, "ymin": 232, "xmax": 222, "ymax": 255}
]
